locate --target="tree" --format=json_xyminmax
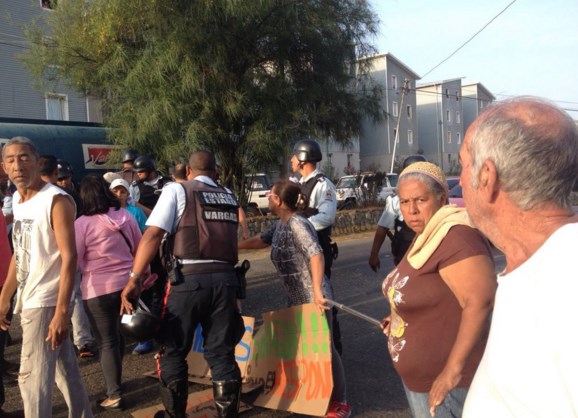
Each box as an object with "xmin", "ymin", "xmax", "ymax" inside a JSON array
[{"xmin": 22, "ymin": 0, "xmax": 384, "ymax": 198}]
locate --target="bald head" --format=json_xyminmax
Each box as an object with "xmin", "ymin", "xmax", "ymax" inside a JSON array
[
  {"xmin": 188, "ymin": 151, "xmax": 216, "ymax": 176},
  {"xmin": 466, "ymin": 96, "xmax": 578, "ymax": 210}
]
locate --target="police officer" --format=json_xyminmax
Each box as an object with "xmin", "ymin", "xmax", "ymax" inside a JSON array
[
  {"xmin": 130, "ymin": 155, "xmax": 171, "ymax": 217},
  {"xmin": 290, "ymin": 139, "xmax": 343, "ymax": 354},
  {"xmin": 119, "ymin": 148, "xmax": 139, "ymax": 184},
  {"xmin": 121, "ymin": 150, "xmax": 244, "ymax": 418},
  {"xmin": 129, "ymin": 155, "xmax": 172, "ymax": 354},
  {"xmin": 368, "ymin": 154, "xmax": 426, "ymax": 269}
]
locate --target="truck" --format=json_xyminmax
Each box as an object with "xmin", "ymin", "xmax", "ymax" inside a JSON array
[
  {"xmin": 0, "ymin": 118, "xmax": 113, "ymax": 182},
  {"xmin": 335, "ymin": 172, "xmax": 398, "ymax": 210},
  {"xmin": 244, "ymin": 173, "xmax": 272, "ymax": 216}
]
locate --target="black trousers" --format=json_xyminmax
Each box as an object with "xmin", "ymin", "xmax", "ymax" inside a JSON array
[{"xmin": 157, "ymin": 270, "xmax": 244, "ymax": 386}]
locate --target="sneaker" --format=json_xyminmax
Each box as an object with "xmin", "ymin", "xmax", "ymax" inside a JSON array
[
  {"xmin": 78, "ymin": 345, "xmax": 96, "ymax": 358},
  {"xmin": 325, "ymin": 401, "xmax": 351, "ymax": 418},
  {"xmin": 132, "ymin": 340, "xmax": 153, "ymax": 355}
]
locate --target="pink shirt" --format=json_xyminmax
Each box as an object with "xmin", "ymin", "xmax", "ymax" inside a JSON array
[{"xmin": 75, "ymin": 207, "xmax": 142, "ymax": 299}]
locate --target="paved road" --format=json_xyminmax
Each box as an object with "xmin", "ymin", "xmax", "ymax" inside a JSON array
[{"xmin": 2, "ymin": 232, "xmax": 506, "ymax": 417}]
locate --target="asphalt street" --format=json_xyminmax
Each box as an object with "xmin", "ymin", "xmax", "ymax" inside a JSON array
[{"xmin": 1, "ymin": 231, "xmax": 506, "ymax": 417}]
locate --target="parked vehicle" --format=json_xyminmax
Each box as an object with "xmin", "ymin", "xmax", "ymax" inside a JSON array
[
  {"xmin": 336, "ymin": 172, "xmax": 397, "ymax": 210},
  {"xmin": 448, "ymin": 184, "xmax": 465, "ymax": 207},
  {"xmin": 245, "ymin": 173, "xmax": 271, "ymax": 215},
  {"xmin": 446, "ymin": 176, "xmax": 460, "ymax": 191},
  {"xmin": 0, "ymin": 118, "xmax": 111, "ymax": 182}
]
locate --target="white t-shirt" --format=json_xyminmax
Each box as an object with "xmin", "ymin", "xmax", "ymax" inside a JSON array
[
  {"xmin": 464, "ymin": 222, "xmax": 578, "ymax": 417},
  {"xmin": 377, "ymin": 194, "xmax": 403, "ymax": 229},
  {"xmin": 12, "ymin": 183, "xmax": 74, "ymax": 312}
]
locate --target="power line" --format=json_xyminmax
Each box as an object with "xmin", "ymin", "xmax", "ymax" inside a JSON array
[{"xmin": 421, "ymin": 0, "xmax": 518, "ymax": 79}]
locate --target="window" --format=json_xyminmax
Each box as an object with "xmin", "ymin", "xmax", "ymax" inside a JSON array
[
  {"xmin": 407, "ymin": 105, "xmax": 412, "ymax": 119},
  {"xmin": 408, "ymin": 130, "xmax": 413, "ymax": 145},
  {"xmin": 445, "ymin": 88, "xmax": 449, "ymax": 98},
  {"xmin": 447, "ymin": 131, "xmax": 452, "ymax": 144},
  {"xmin": 455, "ymin": 91, "xmax": 460, "ymax": 101},
  {"xmin": 391, "ymin": 75, "xmax": 398, "ymax": 90},
  {"xmin": 346, "ymin": 154, "xmax": 352, "ymax": 168},
  {"xmin": 392, "ymin": 102, "xmax": 399, "ymax": 117},
  {"xmin": 393, "ymin": 128, "xmax": 399, "ymax": 143},
  {"xmin": 45, "ymin": 93, "xmax": 68, "ymax": 120},
  {"xmin": 446, "ymin": 109, "xmax": 451, "ymax": 122},
  {"xmin": 41, "ymin": 0, "xmax": 57, "ymax": 9},
  {"xmin": 457, "ymin": 132, "xmax": 461, "ymax": 144},
  {"xmin": 456, "ymin": 110, "xmax": 461, "ymax": 124}
]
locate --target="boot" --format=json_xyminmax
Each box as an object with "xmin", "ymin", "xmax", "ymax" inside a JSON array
[
  {"xmin": 157, "ymin": 378, "xmax": 189, "ymax": 418},
  {"xmin": 212, "ymin": 380, "xmax": 241, "ymax": 418}
]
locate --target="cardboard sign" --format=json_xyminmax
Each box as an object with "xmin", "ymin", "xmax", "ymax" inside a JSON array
[
  {"xmin": 131, "ymin": 388, "xmax": 252, "ymax": 418},
  {"xmin": 245, "ymin": 303, "xmax": 333, "ymax": 417},
  {"xmin": 186, "ymin": 316, "xmax": 255, "ymax": 384}
]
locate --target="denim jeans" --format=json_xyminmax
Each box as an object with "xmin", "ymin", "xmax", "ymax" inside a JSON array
[
  {"xmin": 403, "ymin": 383, "xmax": 468, "ymax": 418},
  {"xmin": 84, "ymin": 291, "xmax": 124, "ymax": 399},
  {"xmin": 19, "ymin": 307, "xmax": 93, "ymax": 418},
  {"xmin": 71, "ymin": 272, "xmax": 94, "ymax": 349}
]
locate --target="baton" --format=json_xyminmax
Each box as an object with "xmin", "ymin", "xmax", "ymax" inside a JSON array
[{"xmin": 325, "ymin": 299, "xmax": 382, "ymax": 328}]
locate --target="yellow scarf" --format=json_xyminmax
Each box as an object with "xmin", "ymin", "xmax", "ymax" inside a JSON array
[{"xmin": 406, "ymin": 205, "xmax": 473, "ymax": 269}]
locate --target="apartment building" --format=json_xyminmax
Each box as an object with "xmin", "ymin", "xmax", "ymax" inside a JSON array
[
  {"xmin": 461, "ymin": 82, "xmax": 495, "ymax": 131},
  {"xmin": 0, "ymin": 1, "xmax": 102, "ymax": 122},
  {"xmin": 416, "ymin": 78, "xmax": 464, "ymax": 173},
  {"xmin": 343, "ymin": 52, "xmax": 422, "ymax": 175}
]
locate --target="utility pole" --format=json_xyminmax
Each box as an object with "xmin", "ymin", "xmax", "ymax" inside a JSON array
[{"xmin": 389, "ymin": 79, "xmax": 410, "ymax": 174}]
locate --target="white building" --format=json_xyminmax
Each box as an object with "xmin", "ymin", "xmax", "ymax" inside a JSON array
[
  {"xmin": 0, "ymin": 1, "xmax": 102, "ymax": 122},
  {"xmin": 416, "ymin": 78, "xmax": 464, "ymax": 174},
  {"xmin": 353, "ymin": 53, "xmax": 421, "ymax": 174},
  {"xmin": 461, "ymin": 82, "xmax": 495, "ymax": 132}
]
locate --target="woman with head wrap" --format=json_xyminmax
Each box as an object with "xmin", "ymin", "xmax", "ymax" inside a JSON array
[{"xmin": 381, "ymin": 162, "xmax": 496, "ymax": 418}]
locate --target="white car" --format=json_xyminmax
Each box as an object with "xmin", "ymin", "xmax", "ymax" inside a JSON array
[
  {"xmin": 245, "ymin": 173, "xmax": 271, "ymax": 215},
  {"xmin": 336, "ymin": 172, "xmax": 398, "ymax": 210}
]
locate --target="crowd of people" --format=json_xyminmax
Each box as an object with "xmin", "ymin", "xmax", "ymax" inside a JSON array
[{"xmin": 0, "ymin": 95, "xmax": 576, "ymax": 418}]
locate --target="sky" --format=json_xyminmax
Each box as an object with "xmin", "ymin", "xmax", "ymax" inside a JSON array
[{"xmin": 370, "ymin": 0, "xmax": 578, "ymax": 119}]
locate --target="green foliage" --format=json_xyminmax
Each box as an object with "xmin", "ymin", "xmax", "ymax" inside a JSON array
[{"xmin": 21, "ymin": 0, "xmax": 383, "ymax": 196}]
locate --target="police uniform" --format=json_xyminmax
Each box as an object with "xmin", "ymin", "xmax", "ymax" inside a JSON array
[
  {"xmin": 377, "ymin": 194, "xmax": 415, "ymax": 265},
  {"xmin": 147, "ymin": 176, "xmax": 244, "ymax": 417},
  {"xmin": 299, "ymin": 169, "xmax": 345, "ymax": 355},
  {"xmin": 130, "ymin": 174, "xmax": 170, "ymax": 208},
  {"xmin": 131, "ymin": 174, "xmax": 171, "ymax": 318},
  {"xmin": 299, "ymin": 168, "xmax": 337, "ymax": 278}
]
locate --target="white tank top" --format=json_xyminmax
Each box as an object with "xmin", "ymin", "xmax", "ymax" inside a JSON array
[{"xmin": 12, "ymin": 183, "xmax": 74, "ymax": 312}]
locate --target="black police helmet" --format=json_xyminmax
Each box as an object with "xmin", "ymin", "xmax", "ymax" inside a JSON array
[
  {"xmin": 293, "ymin": 139, "xmax": 322, "ymax": 163},
  {"xmin": 133, "ymin": 156, "xmax": 157, "ymax": 173},
  {"xmin": 57, "ymin": 159, "xmax": 73, "ymax": 180},
  {"xmin": 121, "ymin": 149, "xmax": 139, "ymax": 164},
  {"xmin": 402, "ymin": 155, "xmax": 427, "ymax": 169},
  {"xmin": 120, "ymin": 304, "xmax": 160, "ymax": 343}
]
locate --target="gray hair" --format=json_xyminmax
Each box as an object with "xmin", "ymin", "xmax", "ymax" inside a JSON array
[
  {"xmin": 467, "ymin": 96, "xmax": 578, "ymax": 210},
  {"xmin": 1, "ymin": 136, "xmax": 39, "ymax": 159},
  {"xmin": 397, "ymin": 172, "xmax": 448, "ymax": 204}
]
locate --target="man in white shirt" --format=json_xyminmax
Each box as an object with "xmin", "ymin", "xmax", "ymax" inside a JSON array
[
  {"xmin": 459, "ymin": 97, "xmax": 578, "ymax": 417},
  {"xmin": 0, "ymin": 137, "xmax": 92, "ymax": 417}
]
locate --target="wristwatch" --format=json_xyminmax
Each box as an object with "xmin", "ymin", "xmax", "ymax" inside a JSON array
[{"xmin": 129, "ymin": 271, "xmax": 142, "ymax": 280}]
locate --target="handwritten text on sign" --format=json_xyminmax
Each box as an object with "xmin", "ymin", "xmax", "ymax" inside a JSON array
[{"xmin": 246, "ymin": 303, "xmax": 333, "ymax": 416}]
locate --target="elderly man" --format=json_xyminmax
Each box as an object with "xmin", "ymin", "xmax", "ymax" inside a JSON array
[
  {"xmin": 459, "ymin": 97, "xmax": 578, "ymax": 417},
  {"xmin": 0, "ymin": 137, "xmax": 93, "ymax": 417}
]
